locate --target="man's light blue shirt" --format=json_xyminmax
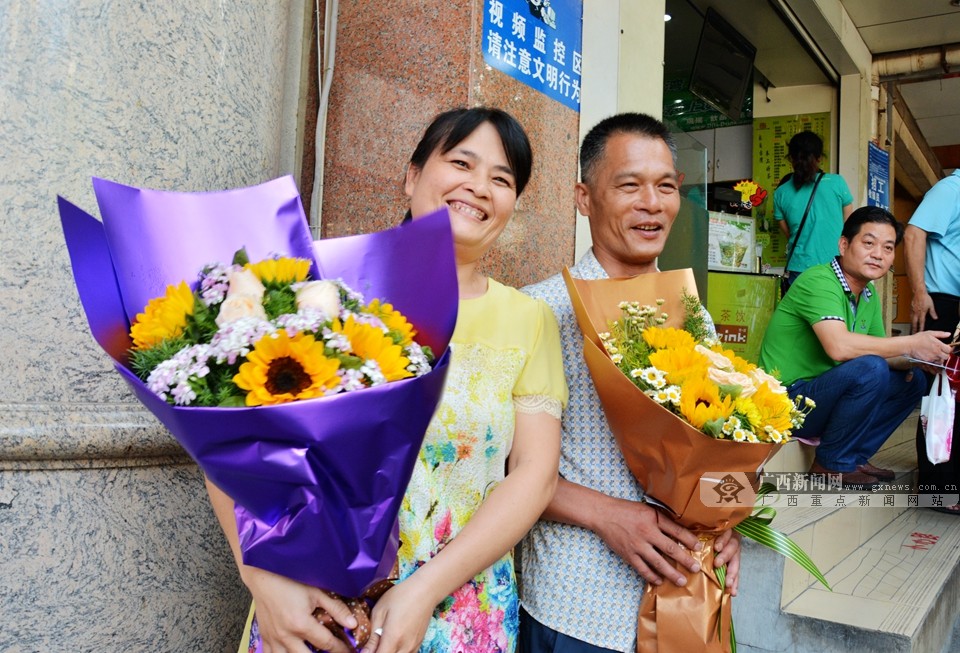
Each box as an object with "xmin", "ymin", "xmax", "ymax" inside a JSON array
[{"xmin": 909, "ymin": 168, "xmax": 960, "ymax": 296}]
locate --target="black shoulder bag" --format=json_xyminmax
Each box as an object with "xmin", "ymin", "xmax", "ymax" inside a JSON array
[{"xmin": 780, "ymin": 171, "xmax": 824, "ymax": 296}]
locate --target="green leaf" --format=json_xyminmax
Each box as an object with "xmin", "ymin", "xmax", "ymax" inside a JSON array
[
  {"xmin": 734, "ymin": 516, "xmax": 831, "ymax": 590},
  {"xmin": 718, "ymin": 383, "xmax": 743, "ymax": 399},
  {"xmin": 703, "ymin": 417, "xmax": 726, "ymax": 438},
  {"xmin": 262, "ymin": 287, "xmax": 297, "ymax": 319},
  {"xmin": 232, "ymin": 247, "xmax": 250, "ymax": 266},
  {"xmin": 713, "ymin": 565, "xmax": 737, "ymax": 652}
]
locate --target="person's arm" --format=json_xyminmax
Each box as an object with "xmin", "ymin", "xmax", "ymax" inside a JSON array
[
  {"xmin": 778, "ymin": 220, "xmax": 790, "ymax": 238},
  {"xmin": 363, "ymin": 410, "xmax": 561, "ymax": 653},
  {"xmin": 205, "ymin": 479, "xmax": 356, "ymax": 653},
  {"xmin": 904, "ymin": 224, "xmax": 937, "ymax": 333},
  {"xmin": 542, "ymin": 473, "xmax": 705, "ymax": 586},
  {"xmin": 842, "ymin": 203, "xmax": 854, "ymax": 221},
  {"xmin": 810, "ymin": 319, "xmax": 951, "ymax": 363}
]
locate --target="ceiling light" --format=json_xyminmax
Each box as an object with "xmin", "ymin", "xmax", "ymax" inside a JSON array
[{"xmin": 664, "ymin": 14, "xmax": 672, "ymax": 21}]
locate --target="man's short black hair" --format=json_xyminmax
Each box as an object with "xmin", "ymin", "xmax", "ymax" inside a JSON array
[
  {"xmin": 841, "ymin": 206, "xmax": 904, "ymax": 245},
  {"xmin": 579, "ymin": 113, "xmax": 677, "ymax": 186}
]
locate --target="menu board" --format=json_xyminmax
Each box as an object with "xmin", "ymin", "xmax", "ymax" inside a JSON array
[{"xmin": 752, "ymin": 113, "xmax": 831, "ymax": 268}]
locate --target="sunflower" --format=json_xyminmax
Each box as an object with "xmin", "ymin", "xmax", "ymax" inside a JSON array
[
  {"xmin": 233, "ymin": 331, "xmax": 341, "ymax": 406},
  {"xmin": 333, "ymin": 316, "xmax": 413, "ymax": 382},
  {"xmin": 750, "ymin": 383, "xmax": 795, "ymax": 435},
  {"xmin": 130, "ymin": 281, "xmax": 195, "ymax": 350},
  {"xmin": 732, "ymin": 396, "xmax": 763, "ymax": 432},
  {"xmin": 678, "ymin": 377, "xmax": 734, "ymax": 430},
  {"xmin": 648, "ymin": 347, "xmax": 708, "ymax": 386},
  {"xmin": 366, "ymin": 298, "xmax": 417, "ymax": 346},
  {"xmin": 643, "ymin": 326, "xmax": 697, "ymax": 351},
  {"xmin": 245, "ymin": 257, "xmax": 310, "ymax": 285}
]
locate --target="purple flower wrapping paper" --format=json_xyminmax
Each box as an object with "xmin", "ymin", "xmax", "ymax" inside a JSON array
[{"xmin": 58, "ymin": 176, "xmax": 458, "ymax": 596}]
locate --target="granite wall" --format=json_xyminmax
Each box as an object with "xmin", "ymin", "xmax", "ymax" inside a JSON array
[
  {"xmin": 319, "ymin": 0, "xmax": 580, "ymax": 288},
  {"xmin": 0, "ymin": 1, "xmax": 581, "ymax": 650},
  {"xmin": 0, "ymin": 2, "xmax": 307, "ymax": 650}
]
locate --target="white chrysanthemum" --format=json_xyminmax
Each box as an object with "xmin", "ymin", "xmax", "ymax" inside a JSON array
[
  {"xmin": 611, "ymin": 353, "xmax": 623, "ymax": 364},
  {"xmin": 722, "ymin": 416, "xmax": 741, "ymax": 435},
  {"xmin": 651, "ymin": 389, "xmax": 672, "ymax": 404},
  {"xmin": 732, "ymin": 429, "xmax": 748, "ymax": 442},
  {"xmin": 665, "ymin": 386, "xmax": 682, "ymax": 405},
  {"xmin": 639, "ymin": 367, "xmax": 666, "ymax": 388}
]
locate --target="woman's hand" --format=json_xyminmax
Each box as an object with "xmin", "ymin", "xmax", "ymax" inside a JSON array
[
  {"xmin": 241, "ymin": 565, "xmax": 357, "ymax": 653},
  {"xmin": 361, "ymin": 579, "xmax": 435, "ymax": 653}
]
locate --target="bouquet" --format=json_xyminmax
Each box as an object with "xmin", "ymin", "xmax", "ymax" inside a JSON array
[
  {"xmin": 563, "ymin": 268, "xmax": 826, "ymax": 653},
  {"xmin": 129, "ymin": 248, "xmax": 434, "ymax": 407},
  {"xmin": 598, "ymin": 292, "xmax": 812, "ymax": 448},
  {"xmin": 58, "ymin": 176, "xmax": 458, "ymax": 614}
]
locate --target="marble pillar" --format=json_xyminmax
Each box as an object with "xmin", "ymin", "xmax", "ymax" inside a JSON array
[{"xmin": 0, "ymin": 1, "xmax": 308, "ymax": 649}]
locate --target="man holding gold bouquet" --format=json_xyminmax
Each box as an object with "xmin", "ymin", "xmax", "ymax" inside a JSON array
[
  {"xmin": 759, "ymin": 206, "xmax": 952, "ymax": 488},
  {"xmin": 519, "ymin": 112, "xmax": 742, "ymax": 653}
]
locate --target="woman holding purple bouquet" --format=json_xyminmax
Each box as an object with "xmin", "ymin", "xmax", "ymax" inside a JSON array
[{"xmin": 207, "ymin": 107, "xmax": 567, "ymax": 653}]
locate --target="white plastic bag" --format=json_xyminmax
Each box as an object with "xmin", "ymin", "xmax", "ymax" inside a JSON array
[{"xmin": 920, "ymin": 371, "xmax": 956, "ymax": 465}]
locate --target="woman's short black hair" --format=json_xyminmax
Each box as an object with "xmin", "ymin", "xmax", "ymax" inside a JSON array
[
  {"xmin": 841, "ymin": 205, "xmax": 904, "ymax": 245},
  {"xmin": 408, "ymin": 107, "xmax": 533, "ymax": 196}
]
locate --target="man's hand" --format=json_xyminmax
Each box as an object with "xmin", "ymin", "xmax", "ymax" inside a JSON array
[
  {"xmin": 593, "ymin": 496, "xmax": 702, "ymax": 586},
  {"xmin": 910, "ymin": 288, "xmax": 937, "ymax": 334},
  {"xmin": 905, "ymin": 330, "xmax": 953, "ymax": 363},
  {"xmin": 713, "ymin": 529, "xmax": 741, "ymax": 596}
]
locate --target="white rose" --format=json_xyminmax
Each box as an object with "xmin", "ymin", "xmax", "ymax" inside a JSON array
[
  {"xmin": 707, "ymin": 367, "xmax": 757, "ymax": 398},
  {"xmin": 296, "ymin": 280, "xmax": 341, "ymax": 317},
  {"xmin": 750, "ymin": 367, "xmax": 789, "ymax": 394},
  {"xmin": 227, "ymin": 268, "xmax": 266, "ymax": 299},
  {"xmin": 695, "ymin": 344, "xmax": 734, "ymax": 371},
  {"xmin": 216, "ymin": 293, "xmax": 267, "ymax": 326}
]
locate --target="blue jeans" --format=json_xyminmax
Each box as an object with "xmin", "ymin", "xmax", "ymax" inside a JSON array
[
  {"xmin": 789, "ymin": 355, "xmax": 926, "ymax": 472},
  {"xmin": 519, "ymin": 607, "xmax": 620, "ymax": 653}
]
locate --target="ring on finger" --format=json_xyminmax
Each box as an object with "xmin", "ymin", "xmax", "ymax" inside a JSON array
[{"xmin": 373, "ymin": 627, "xmax": 383, "ymax": 637}]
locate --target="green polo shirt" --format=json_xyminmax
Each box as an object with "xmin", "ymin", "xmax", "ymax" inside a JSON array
[{"xmin": 758, "ymin": 258, "xmax": 885, "ymax": 386}]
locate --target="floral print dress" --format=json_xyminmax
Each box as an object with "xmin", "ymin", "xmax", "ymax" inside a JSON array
[{"xmin": 397, "ymin": 279, "xmax": 566, "ymax": 653}]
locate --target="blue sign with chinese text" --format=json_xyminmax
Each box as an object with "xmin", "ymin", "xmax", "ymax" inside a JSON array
[
  {"xmin": 482, "ymin": 0, "xmax": 583, "ymax": 112},
  {"xmin": 867, "ymin": 141, "xmax": 890, "ymax": 210}
]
